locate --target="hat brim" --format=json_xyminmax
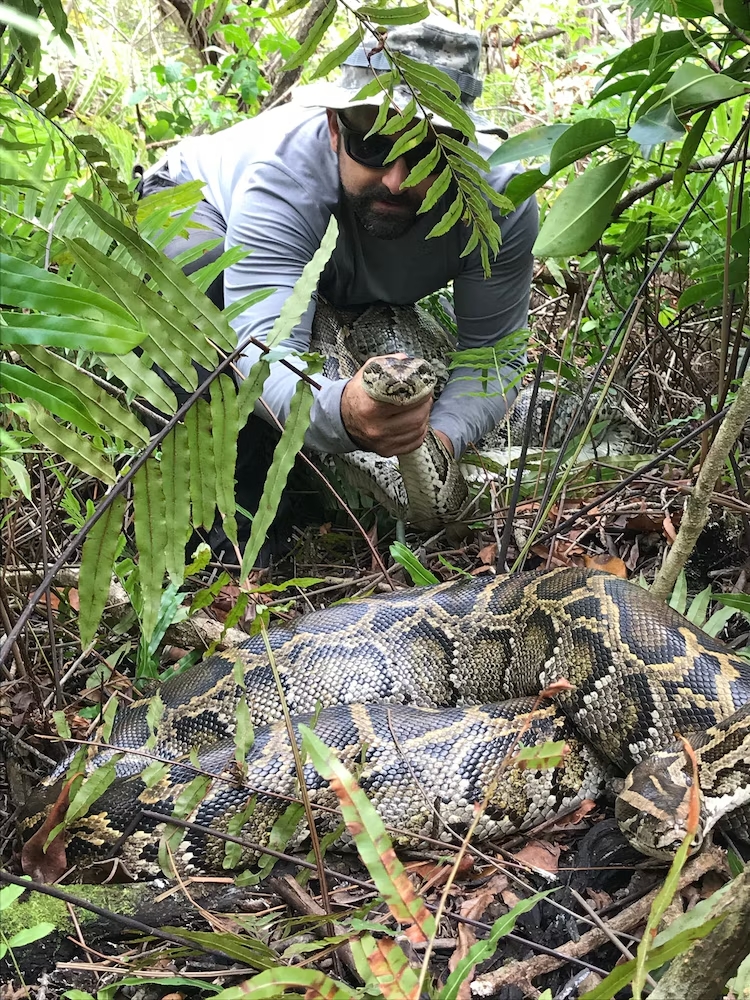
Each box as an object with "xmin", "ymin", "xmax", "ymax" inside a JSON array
[{"xmin": 294, "ymin": 81, "xmax": 508, "ymax": 139}]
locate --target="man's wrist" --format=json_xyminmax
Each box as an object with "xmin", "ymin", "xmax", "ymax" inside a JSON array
[{"xmin": 433, "ymin": 429, "xmax": 455, "ymax": 457}]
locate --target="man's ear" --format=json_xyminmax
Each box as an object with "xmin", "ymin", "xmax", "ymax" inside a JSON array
[{"xmin": 326, "ymin": 109, "xmax": 340, "ymax": 153}]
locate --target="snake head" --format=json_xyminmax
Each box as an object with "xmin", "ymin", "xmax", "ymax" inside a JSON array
[
  {"xmin": 615, "ymin": 752, "xmax": 706, "ymax": 859},
  {"xmin": 361, "ymin": 356, "xmax": 437, "ymax": 406}
]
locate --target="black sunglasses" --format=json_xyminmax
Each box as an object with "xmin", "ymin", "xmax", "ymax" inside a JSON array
[{"xmin": 337, "ymin": 113, "xmax": 449, "ymax": 173}]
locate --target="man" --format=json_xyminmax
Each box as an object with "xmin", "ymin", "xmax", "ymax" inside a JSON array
[{"xmin": 140, "ymin": 14, "xmax": 537, "ymax": 556}]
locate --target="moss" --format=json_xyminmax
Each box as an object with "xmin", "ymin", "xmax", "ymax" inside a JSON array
[{"xmin": 1, "ymin": 883, "xmax": 156, "ymax": 940}]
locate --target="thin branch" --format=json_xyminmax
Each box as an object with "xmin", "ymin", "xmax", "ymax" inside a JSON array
[
  {"xmin": 0, "ymin": 870, "xmax": 241, "ymax": 962},
  {"xmin": 651, "ymin": 364, "xmax": 750, "ymax": 601},
  {"xmin": 613, "ymin": 150, "xmax": 749, "ymax": 217}
]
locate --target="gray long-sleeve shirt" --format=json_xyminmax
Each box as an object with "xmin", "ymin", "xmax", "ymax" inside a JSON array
[{"xmin": 162, "ymin": 103, "xmax": 538, "ymax": 458}]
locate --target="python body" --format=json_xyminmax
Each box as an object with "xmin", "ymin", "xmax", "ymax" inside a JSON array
[
  {"xmin": 22, "ymin": 568, "xmax": 750, "ymax": 876},
  {"xmin": 309, "ymin": 301, "xmax": 627, "ymax": 529}
]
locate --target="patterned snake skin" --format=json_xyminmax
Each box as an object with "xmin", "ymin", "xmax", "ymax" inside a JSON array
[
  {"xmin": 308, "ymin": 301, "xmax": 626, "ymax": 528},
  {"xmin": 22, "ymin": 568, "xmax": 750, "ymax": 875}
]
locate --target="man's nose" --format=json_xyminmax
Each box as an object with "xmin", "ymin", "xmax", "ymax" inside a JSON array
[{"xmin": 380, "ymin": 156, "xmax": 409, "ymax": 194}]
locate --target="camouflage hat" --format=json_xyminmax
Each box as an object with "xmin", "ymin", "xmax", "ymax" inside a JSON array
[{"xmin": 296, "ymin": 13, "xmax": 507, "ymax": 138}]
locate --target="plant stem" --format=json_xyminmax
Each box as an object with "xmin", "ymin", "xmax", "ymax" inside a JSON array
[{"xmin": 651, "ymin": 365, "xmax": 750, "ymax": 602}]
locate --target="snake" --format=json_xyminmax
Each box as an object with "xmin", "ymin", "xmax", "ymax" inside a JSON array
[
  {"xmin": 20, "ymin": 567, "xmax": 750, "ymax": 877},
  {"xmin": 308, "ymin": 301, "xmax": 631, "ymax": 529}
]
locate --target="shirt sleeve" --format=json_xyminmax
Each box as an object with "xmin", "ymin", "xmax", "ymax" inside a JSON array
[
  {"xmin": 430, "ymin": 191, "xmax": 538, "ymax": 458},
  {"xmin": 222, "ymin": 171, "xmax": 356, "ymax": 455}
]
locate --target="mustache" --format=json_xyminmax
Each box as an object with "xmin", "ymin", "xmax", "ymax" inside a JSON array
[{"xmin": 359, "ymin": 184, "xmax": 419, "ymax": 207}]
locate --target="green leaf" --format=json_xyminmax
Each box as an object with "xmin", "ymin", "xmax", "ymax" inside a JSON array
[
  {"xmin": 401, "ymin": 143, "xmax": 442, "ymax": 188},
  {"xmin": 267, "ymin": 216, "xmax": 339, "ymax": 349},
  {"xmin": 504, "ymin": 168, "xmax": 548, "ymax": 207},
  {"xmin": 702, "ymin": 603, "xmax": 737, "ymax": 637},
  {"xmin": 548, "ymin": 119, "xmax": 616, "ymax": 173},
  {"xmin": 133, "ymin": 459, "xmax": 167, "ymax": 644},
  {"xmin": 78, "ymin": 494, "xmax": 126, "ymax": 647},
  {"xmin": 350, "ymin": 934, "xmax": 420, "ymax": 996},
  {"xmin": 312, "ymin": 29, "xmax": 362, "ymax": 79},
  {"xmin": 142, "ymin": 760, "xmax": 169, "ymax": 787},
  {"xmin": 210, "ymin": 967, "xmax": 352, "ymax": 998},
  {"xmin": 715, "ymin": 593, "xmax": 750, "ymax": 615},
  {"xmin": 161, "ymin": 424, "xmax": 192, "ymax": 585},
  {"xmin": 282, "ymin": 0, "xmax": 336, "ymax": 72},
  {"xmin": 676, "ymin": 0, "xmax": 713, "ymax": 14},
  {"xmin": 301, "ymin": 724, "xmax": 437, "ymax": 940},
  {"xmin": 440, "ymin": 891, "xmax": 553, "ymax": 998},
  {"xmin": 389, "ymin": 542, "xmax": 439, "ymax": 585},
  {"xmin": 596, "ymin": 30, "xmax": 702, "ymax": 83},
  {"xmin": 583, "ymin": 918, "xmax": 723, "ymax": 1000},
  {"xmin": 425, "ymin": 191, "xmax": 464, "ymax": 239},
  {"xmin": 234, "ymin": 697, "xmax": 254, "ymax": 769},
  {"xmin": 74, "ymin": 199, "xmax": 236, "ymax": 353},
  {"xmin": 724, "ymin": 0, "xmax": 750, "ymax": 27},
  {"xmin": 384, "ymin": 117, "xmax": 428, "ymax": 165},
  {"xmin": 416, "ymin": 163, "xmax": 452, "ymax": 215},
  {"xmin": 677, "ymin": 278, "xmax": 723, "ymax": 310},
  {"xmin": 17, "ymin": 345, "xmax": 149, "ymax": 446},
  {"xmin": 627, "ymin": 43, "xmax": 696, "ymax": 115},
  {"xmin": 0, "ymin": 253, "xmax": 136, "ymax": 326},
  {"xmin": 357, "ymin": 2, "xmax": 429, "ymax": 24},
  {"xmin": 673, "ymin": 107, "xmax": 711, "ymax": 194},
  {"xmin": 591, "ymin": 74, "xmax": 650, "ymax": 105},
  {"xmin": 533, "ymin": 156, "xmax": 631, "ymax": 258},
  {"xmin": 210, "ymin": 375, "xmax": 239, "ymax": 546},
  {"xmin": 686, "ymin": 584, "xmax": 712, "ymax": 626},
  {"xmin": 250, "ymin": 576, "xmax": 326, "ymax": 593},
  {"xmin": 668, "ymin": 570, "xmax": 687, "ymax": 615},
  {"xmin": 105, "ymin": 354, "xmax": 178, "ymax": 414},
  {"xmin": 237, "ymin": 357, "xmax": 271, "ymax": 425},
  {"xmin": 662, "ymin": 62, "xmax": 749, "ymax": 115},
  {"xmin": 489, "ymin": 124, "xmax": 570, "ymax": 166},
  {"xmin": 412, "ymin": 80, "xmax": 475, "ymax": 138},
  {"xmin": 27, "ymin": 73, "xmax": 56, "ymax": 107},
  {"xmin": 392, "ymin": 51, "xmax": 460, "ymax": 97},
  {"xmin": 53, "ymin": 710, "xmax": 72, "ymax": 739},
  {"xmin": 0, "ymin": 880, "xmax": 29, "ymax": 910},
  {"xmin": 629, "ymin": 99, "xmax": 685, "ymax": 147},
  {"xmin": 240, "ymin": 381, "xmax": 314, "ymax": 580},
  {"xmin": 515, "ymin": 739, "xmax": 568, "ymax": 769},
  {"xmin": 7, "ymin": 922, "xmax": 56, "ymax": 950},
  {"xmin": 1, "ymin": 312, "xmax": 145, "ymax": 354},
  {"xmin": 186, "ymin": 399, "xmax": 217, "ymax": 530},
  {"xmin": 0, "ymin": 362, "xmax": 102, "ymax": 438},
  {"xmin": 26, "ymin": 403, "xmax": 116, "ymax": 484},
  {"xmin": 64, "ymin": 760, "xmax": 118, "ymax": 827}
]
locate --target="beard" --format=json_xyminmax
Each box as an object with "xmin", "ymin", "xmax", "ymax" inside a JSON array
[
  {"xmin": 339, "ymin": 151, "xmax": 423, "ymax": 239},
  {"xmin": 343, "ymin": 183, "xmax": 421, "ymax": 239}
]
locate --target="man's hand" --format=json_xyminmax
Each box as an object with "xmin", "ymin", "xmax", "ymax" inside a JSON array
[{"xmin": 341, "ymin": 355, "xmax": 433, "ymax": 457}]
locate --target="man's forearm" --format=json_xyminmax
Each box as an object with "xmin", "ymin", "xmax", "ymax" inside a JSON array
[{"xmin": 430, "ymin": 361, "xmax": 523, "ymax": 458}]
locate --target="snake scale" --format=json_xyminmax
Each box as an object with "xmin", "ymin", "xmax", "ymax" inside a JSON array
[
  {"xmin": 22, "ymin": 568, "xmax": 750, "ymax": 877},
  {"xmin": 309, "ymin": 301, "xmax": 625, "ymax": 529}
]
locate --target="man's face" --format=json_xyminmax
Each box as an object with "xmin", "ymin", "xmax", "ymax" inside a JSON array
[{"xmin": 327, "ymin": 108, "xmax": 441, "ymax": 240}]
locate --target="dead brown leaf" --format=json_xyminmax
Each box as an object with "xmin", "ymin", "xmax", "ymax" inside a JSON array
[
  {"xmin": 662, "ymin": 512, "xmax": 677, "ymax": 543},
  {"xmin": 586, "ymin": 889, "xmax": 613, "ymax": 911},
  {"xmin": 477, "ymin": 542, "xmax": 497, "ymax": 566},
  {"xmin": 405, "ymin": 855, "xmax": 473, "ymax": 890},
  {"xmin": 448, "ymin": 873, "xmax": 511, "ymax": 999},
  {"xmin": 21, "ymin": 777, "xmax": 74, "ymax": 882},
  {"xmin": 583, "ymin": 554, "xmax": 627, "ymax": 578},
  {"xmin": 510, "ymin": 839, "xmax": 561, "ymax": 875}
]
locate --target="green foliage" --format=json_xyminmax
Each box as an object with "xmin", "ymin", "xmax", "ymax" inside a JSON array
[
  {"xmin": 0, "ymin": 879, "xmax": 55, "ymax": 963},
  {"xmin": 389, "ymin": 541, "xmax": 440, "ymax": 585}
]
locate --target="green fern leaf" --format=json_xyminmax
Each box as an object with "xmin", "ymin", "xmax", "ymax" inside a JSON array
[{"xmin": 78, "ymin": 494, "xmax": 126, "ymax": 647}]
